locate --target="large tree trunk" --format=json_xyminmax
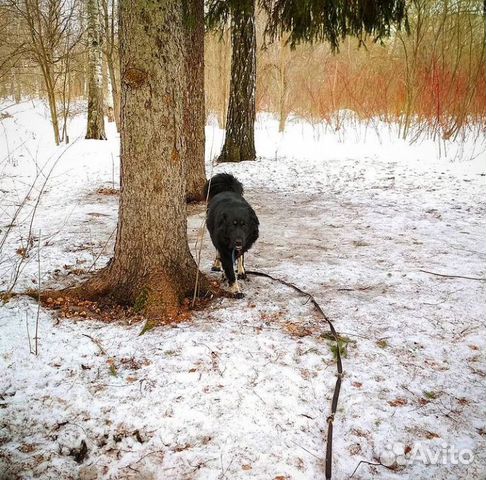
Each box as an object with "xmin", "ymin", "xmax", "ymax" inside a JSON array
[
  {"xmin": 86, "ymin": 0, "xmax": 107, "ymax": 140},
  {"xmin": 218, "ymin": 1, "xmax": 256, "ymax": 163},
  {"xmin": 184, "ymin": 0, "xmax": 207, "ymax": 202},
  {"xmin": 71, "ymin": 0, "xmax": 208, "ymax": 319}
]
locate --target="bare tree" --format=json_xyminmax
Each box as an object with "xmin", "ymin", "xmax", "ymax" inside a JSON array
[
  {"xmin": 0, "ymin": 10, "xmax": 24, "ymax": 100},
  {"xmin": 260, "ymin": 36, "xmax": 291, "ymax": 132},
  {"xmin": 4, "ymin": 0, "xmax": 82, "ymax": 144}
]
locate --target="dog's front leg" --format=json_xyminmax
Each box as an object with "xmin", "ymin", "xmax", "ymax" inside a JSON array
[
  {"xmin": 211, "ymin": 252, "xmax": 222, "ymax": 272},
  {"xmin": 237, "ymin": 254, "xmax": 247, "ymax": 280},
  {"xmin": 220, "ymin": 253, "xmax": 243, "ymax": 299}
]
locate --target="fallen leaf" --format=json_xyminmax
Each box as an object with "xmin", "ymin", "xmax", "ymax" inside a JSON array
[
  {"xmin": 284, "ymin": 322, "xmax": 312, "ymax": 337},
  {"xmin": 388, "ymin": 397, "xmax": 408, "ymax": 407}
]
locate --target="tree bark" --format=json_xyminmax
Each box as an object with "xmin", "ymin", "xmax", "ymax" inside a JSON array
[
  {"xmin": 218, "ymin": 1, "xmax": 256, "ymax": 163},
  {"xmin": 70, "ymin": 0, "xmax": 209, "ymax": 319},
  {"xmin": 86, "ymin": 0, "xmax": 107, "ymax": 140},
  {"xmin": 184, "ymin": 0, "xmax": 206, "ymax": 202}
]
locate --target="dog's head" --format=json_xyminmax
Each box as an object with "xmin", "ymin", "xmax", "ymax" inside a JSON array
[{"xmin": 218, "ymin": 207, "xmax": 253, "ymax": 254}]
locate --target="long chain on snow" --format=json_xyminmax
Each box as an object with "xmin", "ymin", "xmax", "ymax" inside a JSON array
[{"xmin": 245, "ymin": 270, "xmax": 344, "ymax": 480}]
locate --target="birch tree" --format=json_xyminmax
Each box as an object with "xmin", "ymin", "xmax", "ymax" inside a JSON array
[
  {"xmin": 101, "ymin": 0, "xmax": 120, "ymax": 130},
  {"xmin": 86, "ymin": 0, "xmax": 106, "ymax": 139}
]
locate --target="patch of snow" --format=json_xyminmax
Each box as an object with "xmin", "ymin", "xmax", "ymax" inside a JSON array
[{"xmin": 1, "ymin": 101, "xmax": 485, "ymax": 479}]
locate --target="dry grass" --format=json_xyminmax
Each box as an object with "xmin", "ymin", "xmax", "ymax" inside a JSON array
[{"xmin": 205, "ymin": 3, "xmax": 485, "ymax": 140}]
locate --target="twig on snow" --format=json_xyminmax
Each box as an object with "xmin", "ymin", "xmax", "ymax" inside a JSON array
[
  {"xmin": 189, "ymin": 457, "xmax": 217, "ymax": 473},
  {"xmin": 349, "ymin": 459, "xmax": 397, "ymax": 478},
  {"xmin": 34, "ymin": 229, "xmax": 41, "ymax": 355},
  {"xmin": 290, "ymin": 440, "xmax": 321, "ymax": 460},
  {"xmin": 82, "ymin": 334, "xmax": 106, "ymax": 355},
  {"xmin": 87, "ymin": 226, "xmax": 116, "ymax": 272},
  {"xmin": 3, "ymin": 137, "xmax": 81, "ymax": 295},
  {"xmin": 337, "ymin": 285, "xmax": 373, "ymax": 292},
  {"xmin": 419, "ymin": 269, "xmax": 486, "ymax": 281},
  {"xmin": 128, "ymin": 449, "xmax": 165, "ymax": 466},
  {"xmin": 25, "ymin": 311, "xmax": 32, "ymax": 353},
  {"xmin": 219, "ymin": 451, "xmax": 235, "ymax": 480}
]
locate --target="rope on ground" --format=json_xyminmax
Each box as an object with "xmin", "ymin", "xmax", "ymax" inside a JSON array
[{"xmin": 246, "ymin": 270, "xmax": 343, "ymax": 480}]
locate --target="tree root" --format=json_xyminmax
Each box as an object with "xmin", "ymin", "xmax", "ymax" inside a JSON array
[{"xmin": 26, "ymin": 265, "xmax": 219, "ymax": 324}]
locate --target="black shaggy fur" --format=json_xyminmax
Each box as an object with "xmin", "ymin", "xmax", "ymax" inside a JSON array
[
  {"xmin": 203, "ymin": 172, "xmax": 244, "ymax": 200},
  {"xmin": 205, "ymin": 173, "xmax": 259, "ymax": 298}
]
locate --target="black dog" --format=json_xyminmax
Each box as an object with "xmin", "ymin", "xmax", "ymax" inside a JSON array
[{"xmin": 204, "ymin": 173, "xmax": 259, "ymax": 298}]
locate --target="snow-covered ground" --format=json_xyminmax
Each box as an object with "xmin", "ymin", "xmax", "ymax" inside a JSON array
[{"xmin": 1, "ymin": 100, "xmax": 485, "ymax": 479}]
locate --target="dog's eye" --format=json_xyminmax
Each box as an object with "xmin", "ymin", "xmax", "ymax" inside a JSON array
[
  {"xmin": 233, "ymin": 220, "xmax": 238, "ymax": 225},
  {"xmin": 240, "ymin": 221, "xmax": 245, "ymax": 226}
]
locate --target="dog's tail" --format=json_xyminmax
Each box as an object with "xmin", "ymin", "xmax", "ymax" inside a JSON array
[{"xmin": 203, "ymin": 173, "xmax": 244, "ymax": 201}]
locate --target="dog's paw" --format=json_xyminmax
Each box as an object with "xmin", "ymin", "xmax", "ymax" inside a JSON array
[
  {"xmin": 237, "ymin": 273, "xmax": 247, "ymax": 280},
  {"xmin": 211, "ymin": 265, "xmax": 222, "ymax": 272}
]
